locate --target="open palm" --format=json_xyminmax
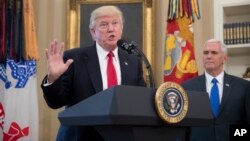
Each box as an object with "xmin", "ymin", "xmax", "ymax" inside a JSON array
[{"xmin": 45, "ymin": 41, "xmax": 73, "ymax": 83}]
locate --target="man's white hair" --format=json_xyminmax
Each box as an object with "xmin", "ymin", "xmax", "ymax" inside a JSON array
[{"xmin": 204, "ymin": 39, "xmax": 227, "ymax": 55}]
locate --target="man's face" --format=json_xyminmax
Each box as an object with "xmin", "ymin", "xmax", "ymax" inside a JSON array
[
  {"xmin": 90, "ymin": 15, "xmax": 123, "ymax": 51},
  {"xmin": 203, "ymin": 42, "xmax": 227, "ymax": 75}
]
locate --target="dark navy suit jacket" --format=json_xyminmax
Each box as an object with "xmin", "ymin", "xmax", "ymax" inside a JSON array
[
  {"xmin": 41, "ymin": 44, "xmax": 146, "ymax": 141},
  {"xmin": 181, "ymin": 73, "xmax": 250, "ymax": 141}
]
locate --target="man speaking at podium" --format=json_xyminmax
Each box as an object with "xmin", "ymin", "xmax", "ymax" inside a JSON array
[{"xmin": 41, "ymin": 5, "xmax": 146, "ymax": 141}]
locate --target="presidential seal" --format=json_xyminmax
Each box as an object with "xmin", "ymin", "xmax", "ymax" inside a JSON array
[{"xmin": 155, "ymin": 82, "xmax": 188, "ymax": 124}]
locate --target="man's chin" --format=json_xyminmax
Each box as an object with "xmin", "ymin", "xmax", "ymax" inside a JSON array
[
  {"xmin": 205, "ymin": 67, "xmax": 214, "ymax": 71},
  {"xmin": 109, "ymin": 39, "xmax": 118, "ymax": 44},
  {"xmin": 108, "ymin": 41, "xmax": 118, "ymax": 46}
]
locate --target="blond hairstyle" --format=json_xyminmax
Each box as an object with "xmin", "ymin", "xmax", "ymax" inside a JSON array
[{"xmin": 89, "ymin": 5, "xmax": 124, "ymax": 29}]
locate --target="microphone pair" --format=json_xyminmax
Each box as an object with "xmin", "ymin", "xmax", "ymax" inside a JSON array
[
  {"xmin": 117, "ymin": 39, "xmax": 155, "ymax": 88},
  {"xmin": 117, "ymin": 39, "xmax": 137, "ymax": 54}
]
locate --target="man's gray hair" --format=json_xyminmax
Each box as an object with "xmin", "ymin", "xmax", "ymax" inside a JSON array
[
  {"xmin": 204, "ymin": 39, "xmax": 227, "ymax": 55},
  {"xmin": 89, "ymin": 5, "xmax": 124, "ymax": 29}
]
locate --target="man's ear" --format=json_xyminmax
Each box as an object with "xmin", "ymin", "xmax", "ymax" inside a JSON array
[
  {"xmin": 90, "ymin": 29, "xmax": 96, "ymax": 40},
  {"xmin": 223, "ymin": 55, "xmax": 228, "ymax": 64}
]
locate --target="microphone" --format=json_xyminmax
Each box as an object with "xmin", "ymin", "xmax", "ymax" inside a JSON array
[
  {"xmin": 117, "ymin": 39, "xmax": 155, "ymax": 88},
  {"xmin": 117, "ymin": 39, "xmax": 138, "ymax": 55}
]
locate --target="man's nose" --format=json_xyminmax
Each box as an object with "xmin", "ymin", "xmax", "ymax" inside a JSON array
[{"xmin": 107, "ymin": 23, "xmax": 115, "ymax": 31}]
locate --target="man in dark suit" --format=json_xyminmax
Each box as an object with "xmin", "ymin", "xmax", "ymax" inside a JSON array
[
  {"xmin": 41, "ymin": 5, "xmax": 146, "ymax": 141},
  {"xmin": 182, "ymin": 39, "xmax": 250, "ymax": 141}
]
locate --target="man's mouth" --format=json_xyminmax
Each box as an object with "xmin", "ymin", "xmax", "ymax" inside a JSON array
[{"xmin": 108, "ymin": 35, "xmax": 116, "ymax": 40}]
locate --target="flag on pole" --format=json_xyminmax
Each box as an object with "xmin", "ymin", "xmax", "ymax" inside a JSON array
[
  {"xmin": 0, "ymin": 0, "xmax": 6, "ymax": 63},
  {"xmin": 0, "ymin": 0, "xmax": 39, "ymax": 140},
  {"xmin": 0, "ymin": 59, "xmax": 38, "ymax": 141},
  {"xmin": 23, "ymin": 0, "xmax": 39, "ymax": 60},
  {"xmin": 164, "ymin": 0, "xmax": 200, "ymax": 84}
]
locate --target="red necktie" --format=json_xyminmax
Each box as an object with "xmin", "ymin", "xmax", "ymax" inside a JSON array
[{"xmin": 107, "ymin": 51, "xmax": 117, "ymax": 88}]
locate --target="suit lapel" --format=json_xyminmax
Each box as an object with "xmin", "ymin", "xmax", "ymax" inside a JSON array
[
  {"xmin": 219, "ymin": 73, "xmax": 232, "ymax": 114},
  {"xmin": 84, "ymin": 46, "xmax": 103, "ymax": 92},
  {"xmin": 118, "ymin": 49, "xmax": 130, "ymax": 84},
  {"xmin": 200, "ymin": 74, "xmax": 207, "ymax": 91}
]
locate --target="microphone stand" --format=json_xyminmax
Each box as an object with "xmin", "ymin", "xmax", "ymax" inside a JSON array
[{"xmin": 128, "ymin": 43, "xmax": 155, "ymax": 88}]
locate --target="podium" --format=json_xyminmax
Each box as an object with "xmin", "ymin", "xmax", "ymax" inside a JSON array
[{"xmin": 58, "ymin": 85, "xmax": 213, "ymax": 141}]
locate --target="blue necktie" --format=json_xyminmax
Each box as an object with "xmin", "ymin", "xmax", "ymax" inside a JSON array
[{"xmin": 210, "ymin": 78, "xmax": 219, "ymax": 117}]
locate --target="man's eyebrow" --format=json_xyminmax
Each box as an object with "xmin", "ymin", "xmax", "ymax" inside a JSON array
[{"xmin": 203, "ymin": 50, "xmax": 219, "ymax": 54}]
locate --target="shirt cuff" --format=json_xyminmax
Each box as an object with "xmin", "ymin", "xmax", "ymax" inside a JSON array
[{"xmin": 43, "ymin": 79, "xmax": 53, "ymax": 86}]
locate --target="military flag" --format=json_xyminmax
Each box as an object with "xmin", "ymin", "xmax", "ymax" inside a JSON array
[
  {"xmin": 0, "ymin": 0, "xmax": 39, "ymax": 140},
  {"xmin": 164, "ymin": 0, "xmax": 200, "ymax": 84}
]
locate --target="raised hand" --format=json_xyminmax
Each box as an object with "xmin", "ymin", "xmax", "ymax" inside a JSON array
[{"xmin": 45, "ymin": 40, "xmax": 74, "ymax": 83}]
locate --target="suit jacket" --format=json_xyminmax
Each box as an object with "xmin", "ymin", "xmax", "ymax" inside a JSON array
[
  {"xmin": 181, "ymin": 72, "xmax": 250, "ymax": 141},
  {"xmin": 41, "ymin": 44, "xmax": 146, "ymax": 141}
]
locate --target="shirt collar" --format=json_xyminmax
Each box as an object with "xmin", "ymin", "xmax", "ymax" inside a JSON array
[
  {"xmin": 96, "ymin": 42, "xmax": 118, "ymax": 60},
  {"xmin": 205, "ymin": 71, "xmax": 224, "ymax": 84}
]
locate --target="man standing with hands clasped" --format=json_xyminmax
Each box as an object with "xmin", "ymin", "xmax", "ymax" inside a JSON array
[
  {"xmin": 41, "ymin": 5, "xmax": 146, "ymax": 141},
  {"xmin": 182, "ymin": 39, "xmax": 250, "ymax": 141}
]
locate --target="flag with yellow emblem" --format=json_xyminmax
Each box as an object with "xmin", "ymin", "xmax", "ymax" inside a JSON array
[{"xmin": 164, "ymin": 0, "xmax": 200, "ymax": 84}]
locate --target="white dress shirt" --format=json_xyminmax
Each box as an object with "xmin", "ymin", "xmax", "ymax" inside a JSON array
[
  {"xmin": 205, "ymin": 71, "xmax": 224, "ymax": 103},
  {"xmin": 96, "ymin": 43, "xmax": 121, "ymax": 90}
]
